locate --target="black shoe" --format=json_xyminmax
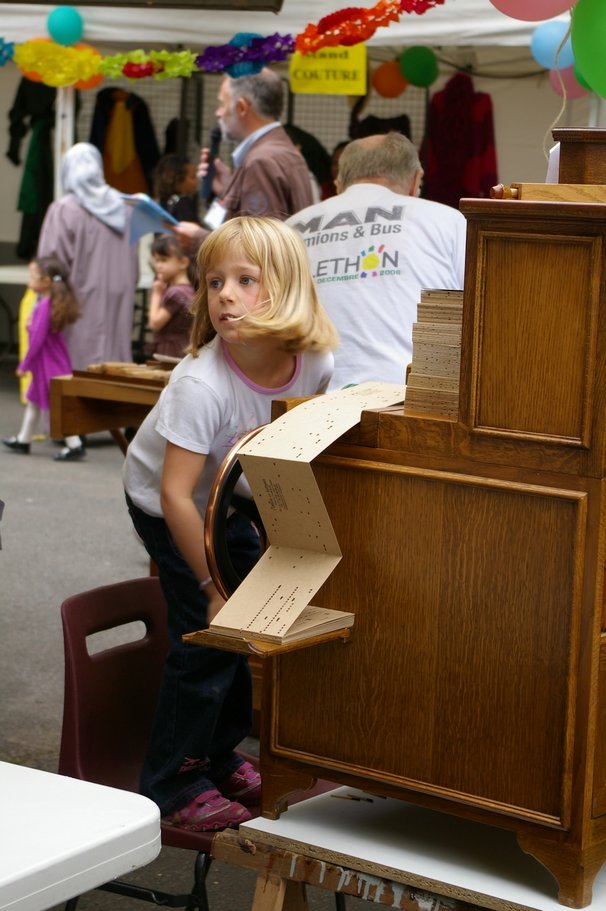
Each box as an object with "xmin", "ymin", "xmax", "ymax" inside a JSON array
[
  {"xmin": 54, "ymin": 445, "xmax": 86, "ymax": 462},
  {"xmin": 3, "ymin": 437, "xmax": 30, "ymax": 454}
]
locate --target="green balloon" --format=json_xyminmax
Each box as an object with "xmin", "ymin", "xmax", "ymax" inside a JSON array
[
  {"xmin": 571, "ymin": 0, "xmax": 606, "ymax": 98},
  {"xmin": 573, "ymin": 62, "xmax": 591, "ymax": 91},
  {"xmin": 399, "ymin": 46, "xmax": 438, "ymax": 88}
]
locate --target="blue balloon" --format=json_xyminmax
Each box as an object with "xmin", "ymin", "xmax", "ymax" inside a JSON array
[
  {"xmin": 47, "ymin": 6, "xmax": 84, "ymax": 46},
  {"xmin": 530, "ymin": 20, "xmax": 575, "ymax": 70}
]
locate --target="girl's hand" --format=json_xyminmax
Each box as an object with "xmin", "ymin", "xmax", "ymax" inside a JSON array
[
  {"xmin": 15, "ymin": 368, "xmax": 25, "ymax": 378},
  {"xmin": 152, "ymin": 278, "xmax": 167, "ymax": 295}
]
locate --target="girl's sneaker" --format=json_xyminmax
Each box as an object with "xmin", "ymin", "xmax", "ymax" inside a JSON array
[
  {"xmin": 216, "ymin": 761, "xmax": 262, "ymax": 806},
  {"xmin": 162, "ymin": 788, "xmax": 252, "ymax": 831}
]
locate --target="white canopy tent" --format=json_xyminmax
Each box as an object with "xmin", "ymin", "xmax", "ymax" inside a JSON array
[
  {"xmin": 0, "ymin": 0, "xmax": 566, "ymax": 49},
  {"xmin": 0, "ymin": 0, "xmax": 596, "ymax": 238}
]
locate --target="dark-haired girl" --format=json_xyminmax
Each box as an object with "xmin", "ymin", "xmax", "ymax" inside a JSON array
[{"xmin": 3, "ymin": 256, "xmax": 84, "ymax": 461}]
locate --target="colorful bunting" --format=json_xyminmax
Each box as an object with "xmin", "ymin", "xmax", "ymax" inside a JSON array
[{"xmin": 4, "ymin": 0, "xmax": 444, "ymax": 88}]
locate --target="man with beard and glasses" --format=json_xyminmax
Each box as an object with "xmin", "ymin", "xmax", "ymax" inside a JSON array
[{"xmin": 173, "ymin": 68, "xmax": 313, "ymax": 255}]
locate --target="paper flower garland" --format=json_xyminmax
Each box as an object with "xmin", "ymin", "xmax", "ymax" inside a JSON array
[
  {"xmin": 14, "ymin": 39, "xmax": 101, "ymax": 87},
  {"xmin": 99, "ymin": 48, "xmax": 197, "ymax": 80},
  {"xmin": 297, "ymin": 2, "xmax": 402, "ymax": 53},
  {"xmin": 296, "ymin": 0, "xmax": 445, "ymax": 54},
  {"xmin": 12, "ymin": 36, "xmax": 291, "ymax": 85},
  {"xmin": 196, "ymin": 33, "xmax": 295, "ymax": 76},
  {"xmin": 0, "ymin": 38, "xmax": 14, "ymax": 66},
  {"xmin": 4, "ymin": 0, "xmax": 445, "ymax": 86}
]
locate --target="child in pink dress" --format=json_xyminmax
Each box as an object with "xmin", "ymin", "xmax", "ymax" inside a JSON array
[{"xmin": 3, "ymin": 256, "xmax": 83, "ymax": 461}]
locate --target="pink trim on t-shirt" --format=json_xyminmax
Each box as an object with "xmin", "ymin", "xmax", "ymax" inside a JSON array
[{"xmin": 222, "ymin": 340, "xmax": 301, "ymax": 394}]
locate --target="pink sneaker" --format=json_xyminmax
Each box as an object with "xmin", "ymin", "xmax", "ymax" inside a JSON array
[
  {"xmin": 162, "ymin": 789, "xmax": 252, "ymax": 831},
  {"xmin": 217, "ymin": 761, "xmax": 262, "ymax": 806}
]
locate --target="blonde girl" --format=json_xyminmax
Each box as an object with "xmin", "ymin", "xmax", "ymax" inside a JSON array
[{"xmin": 123, "ymin": 216, "xmax": 337, "ymax": 832}]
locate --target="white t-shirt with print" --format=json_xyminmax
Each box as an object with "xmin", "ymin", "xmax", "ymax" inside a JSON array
[
  {"xmin": 287, "ymin": 183, "xmax": 467, "ymax": 390},
  {"xmin": 124, "ymin": 336, "xmax": 333, "ymax": 518}
]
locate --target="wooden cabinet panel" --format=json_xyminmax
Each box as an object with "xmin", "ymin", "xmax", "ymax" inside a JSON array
[
  {"xmin": 271, "ymin": 460, "xmax": 586, "ymax": 825},
  {"xmin": 460, "ymin": 201, "xmax": 606, "ymax": 474},
  {"xmin": 472, "ymin": 233, "xmax": 599, "ymax": 443}
]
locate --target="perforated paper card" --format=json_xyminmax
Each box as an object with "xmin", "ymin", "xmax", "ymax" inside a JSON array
[
  {"xmin": 239, "ymin": 382, "xmax": 405, "ymax": 463},
  {"xmin": 209, "ymin": 383, "xmax": 405, "ymax": 643}
]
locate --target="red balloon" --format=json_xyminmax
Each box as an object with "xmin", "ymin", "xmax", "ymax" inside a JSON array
[
  {"xmin": 549, "ymin": 65, "xmax": 589, "ymax": 99},
  {"xmin": 489, "ymin": 0, "xmax": 576, "ymax": 21}
]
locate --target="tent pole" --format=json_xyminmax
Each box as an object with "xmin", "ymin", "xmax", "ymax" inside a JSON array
[{"xmin": 54, "ymin": 86, "xmax": 75, "ymax": 199}]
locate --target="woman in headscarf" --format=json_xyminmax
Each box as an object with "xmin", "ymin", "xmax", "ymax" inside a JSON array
[{"xmin": 37, "ymin": 142, "xmax": 139, "ymax": 371}]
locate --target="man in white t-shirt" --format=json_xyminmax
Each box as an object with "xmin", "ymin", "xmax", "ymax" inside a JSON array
[{"xmin": 286, "ymin": 132, "xmax": 467, "ymax": 390}]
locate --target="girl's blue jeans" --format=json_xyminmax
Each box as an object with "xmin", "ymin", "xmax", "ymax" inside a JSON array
[{"xmin": 125, "ymin": 492, "xmax": 260, "ymax": 815}]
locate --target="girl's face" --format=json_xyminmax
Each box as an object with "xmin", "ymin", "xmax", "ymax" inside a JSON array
[
  {"xmin": 206, "ymin": 245, "xmax": 266, "ymax": 344},
  {"xmin": 27, "ymin": 262, "xmax": 52, "ymax": 295},
  {"xmin": 152, "ymin": 252, "xmax": 189, "ymax": 284},
  {"xmin": 177, "ymin": 162, "xmax": 198, "ymax": 196}
]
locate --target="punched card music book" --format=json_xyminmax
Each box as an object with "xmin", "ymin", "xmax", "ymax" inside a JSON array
[{"xmin": 209, "ymin": 383, "xmax": 405, "ymax": 645}]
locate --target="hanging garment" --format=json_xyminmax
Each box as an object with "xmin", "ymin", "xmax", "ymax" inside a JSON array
[
  {"xmin": 89, "ymin": 88, "xmax": 160, "ymax": 194},
  {"xmin": 164, "ymin": 117, "xmax": 190, "ymax": 155},
  {"xmin": 421, "ymin": 72, "xmax": 498, "ymax": 209},
  {"xmin": 6, "ymin": 79, "xmax": 56, "ymax": 260},
  {"xmin": 283, "ymin": 124, "xmax": 332, "ymax": 187},
  {"xmin": 348, "ymin": 95, "xmax": 411, "ymax": 141}
]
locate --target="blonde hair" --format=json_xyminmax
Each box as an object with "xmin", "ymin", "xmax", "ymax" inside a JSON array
[{"xmin": 190, "ymin": 216, "xmax": 338, "ymax": 355}]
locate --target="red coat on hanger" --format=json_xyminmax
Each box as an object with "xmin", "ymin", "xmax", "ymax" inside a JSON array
[{"xmin": 422, "ymin": 72, "xmax": 498, "ymax": 209}]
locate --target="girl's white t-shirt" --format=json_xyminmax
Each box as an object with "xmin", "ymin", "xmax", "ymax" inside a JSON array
[{"xmin": 123, "ymin": 335, "xmax": 334, "ymax": 518}]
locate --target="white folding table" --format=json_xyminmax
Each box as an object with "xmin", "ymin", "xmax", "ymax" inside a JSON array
[{"xmin": 0, "ymin": 761, "xmax": 161, "ymax": 911}]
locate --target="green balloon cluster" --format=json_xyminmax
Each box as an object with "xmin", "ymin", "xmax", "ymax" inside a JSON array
[
  {"xmin": 571, "ymin": 0, "xmax": 606, "ymax": 98},
  {"xmin": 399, "ymin": 46, "xmax": 438, "ymax": 88}
]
